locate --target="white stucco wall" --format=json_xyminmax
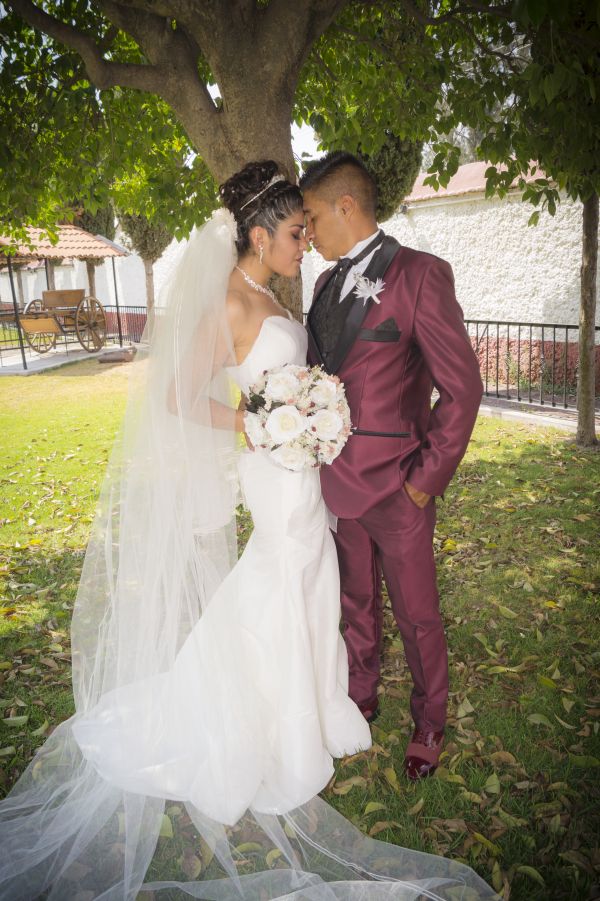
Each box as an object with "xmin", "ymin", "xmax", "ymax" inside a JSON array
[{"xmin": 384, "ymin": 191, "xmax": 598, "ymax": 326}]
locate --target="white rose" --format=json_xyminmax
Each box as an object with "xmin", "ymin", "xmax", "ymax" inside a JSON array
[
  {"xmin": 265, "ymin": 405, "xmax": 307, "ymax": 442},
  {"xmin": 270, "ymin": 444, "xmax": 311, "ymax": 472},
  {"xmin": 265, "ymin": 371, "xmax": 301, "ymax": 403},
  {"xmin": 309, "ymin": 379, "xmax": 338, "ymax": 406},
  {"xmin": 309, "ymin": 409, "xmax": 344, "ymax": 441},
  {"xmin": 243, "ymin": 411, "xmax": 267, "ymax": 446}
]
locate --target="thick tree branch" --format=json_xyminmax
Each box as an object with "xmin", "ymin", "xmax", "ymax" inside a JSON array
[
  {"xmin": 8, "ymin": 0, "xmax": 167, "ymax": 94},
  {"xmin": 97, "ymin": 1, "xmax": 216, "ymax": 114}
]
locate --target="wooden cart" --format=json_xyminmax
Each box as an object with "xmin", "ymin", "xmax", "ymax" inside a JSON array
[{"xmin": 20, "ymin": 289, "xmax": 107, "ymax": 354}]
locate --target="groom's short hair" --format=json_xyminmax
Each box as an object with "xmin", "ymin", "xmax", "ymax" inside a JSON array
[{"xmin": 300, "ymin": 151, "xmax": 377, "ymax": 217}]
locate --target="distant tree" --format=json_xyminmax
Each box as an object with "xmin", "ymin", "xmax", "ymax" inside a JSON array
[
  {"xmin": 73, "ymin": 203, "xmax": 115, "ymax": 299},
  {"xmin": 118, "ymin": 213, "xmax": 172, "ymax": 315},
  {"xmin": 358, "ymin": 132, "xmax": 422, "ymax": 221}
]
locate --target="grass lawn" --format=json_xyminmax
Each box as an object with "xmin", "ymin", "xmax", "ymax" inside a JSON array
[{"xmin": 1, "ymin": 358, "xmax": 599, "ymax": 900}]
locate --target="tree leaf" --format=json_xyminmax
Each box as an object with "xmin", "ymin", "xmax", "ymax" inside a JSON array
[
  {"xmin": 332, "ymin": 775, "xmax": 367, "ymax": 795},
  {"xmin": 484, "ymin": 772, "xmax": 501, "ymax": 795},
  {"xmin": 407, "ymin": 797, "xmax": 425, "ymax": 816},
  {"xmin": 31, "ymin": 719, "xmax": 49, "ymax": 736},
  {"xmin": 368, "ymin": 820, "xmax": 401, "ymax": 837},
  {"xmin": 158, "ymin": 815, "xmax": 173, "ymax": 838},
  {"xmin": 456, "ymin": 697, "xmax": 475, "ymax": 718},
  {"xmin": 527, "ymin": 713, "xmax": 553, "ymax": 728},
  {"xmin": 569, "ymin": 754, "xmax": 600, "ymax": 767},
  {"xmin": 516, "ymin": 864, "xmax": 545, "ymax": 886},
  {"xmin": 363, "ymin": 801, "xmax": 387, "ymax": 815},
  {"xmin": 266, "ymin": 848, "xmax": 283, "ymax": 868},
  {"xmin": 383, "ymin": 767, "xmax": 400, "ymax": 792},
  {"xmin": 2, "ymin": 715, "xmax": 29, "ymax": 728}
]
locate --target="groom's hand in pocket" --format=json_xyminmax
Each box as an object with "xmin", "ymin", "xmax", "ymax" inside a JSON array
[{"xmin": 404, "ymin": 481, "xmax": 431, "ymax": 508}]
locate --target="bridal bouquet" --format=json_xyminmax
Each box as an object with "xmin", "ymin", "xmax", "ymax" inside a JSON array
[{"xmin": 243, "ymin": 364, "xmax": 352, "ymax": 471}]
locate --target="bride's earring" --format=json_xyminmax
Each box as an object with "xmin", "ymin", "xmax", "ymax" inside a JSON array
[{"xmin": 258, "ymin": 243, "xmax": 264, "ymax": 265}]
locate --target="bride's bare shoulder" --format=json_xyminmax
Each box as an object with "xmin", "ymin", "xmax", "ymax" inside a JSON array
[{"xmin": 225, "ymin": 287, "xmax": 250, "ymax": 337}]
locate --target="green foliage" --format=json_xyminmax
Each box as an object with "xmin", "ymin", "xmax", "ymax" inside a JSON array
[
  {"xmin": 358, "ymin": 132, "xmax": 422, "ymax": 221},
  {"xmin": 296, "ymin": 2, "xmax": 441, "ymax": 157},
  {"xmin": 0, "ymin": 6, "xmax": 216, "ymax": 244},
  {"xmin": 1, "ymin": 0, "xmax": 598, "ymax": 239},
  {"xmin": 73, "ymin": 204, "xmax": 115, "ymax": 243},
  {"xmin": 419, "ymin": 0, "xmax": 600, "ymax": 210},
  {"xmin": 118, "ymin": 213, "xmax": 172, "ymax": 264}
]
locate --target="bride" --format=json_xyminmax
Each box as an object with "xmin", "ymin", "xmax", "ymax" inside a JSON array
[{"xmin": 0, "ymin": 161, "xmax": 497, "ymax": 900}]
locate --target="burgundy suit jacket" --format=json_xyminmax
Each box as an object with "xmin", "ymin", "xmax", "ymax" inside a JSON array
[{"xmin": 306, "ymin": 243, "xmax": 483, "ymax": 519}]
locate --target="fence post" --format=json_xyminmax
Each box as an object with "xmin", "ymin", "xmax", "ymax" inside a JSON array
[
  {"xmin": 7, "ymin": 257, "xmax": 27, "ymax": 371},
  {"xmin": 111, "ymin": 258, "xmax": 124, "ymax": 348}
]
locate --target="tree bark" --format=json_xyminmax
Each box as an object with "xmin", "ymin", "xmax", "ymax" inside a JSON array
[
  {"xmin": 15, "ymin": 268, "xmax": 25, "ymax": 308},
  {"xmin": 86, "ymin": 259, "xmax": 97, "ymax": 297},
  {"xmin": 143, "ymin": 257, "xmax": 155, "ymax": 313},
  {"xmin": 576, "ymin": 192, "xmax": 598, "ymax": 447},
  {"xmin": 9, "ymin": 0, "xmax": 348, "ymax": 182}
]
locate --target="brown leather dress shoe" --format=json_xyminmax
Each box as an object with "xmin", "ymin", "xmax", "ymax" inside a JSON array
[{"xmin": 403, "ymin": 728, "xmax": 444, "ymax": 781}]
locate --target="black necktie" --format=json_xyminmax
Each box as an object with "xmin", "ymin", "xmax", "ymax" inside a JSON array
[
  {"xmin": 321, "ymin": 230, "xmax": 384, "ymax": 307},
  {"xmin": 310, "ymin": 231, "xmax": 384, "ymax": 368}
]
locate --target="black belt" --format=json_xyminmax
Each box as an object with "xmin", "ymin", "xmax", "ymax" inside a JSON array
[{"xmin": 351, "ymin": 428, "xmax": 411, "ymax": 437}]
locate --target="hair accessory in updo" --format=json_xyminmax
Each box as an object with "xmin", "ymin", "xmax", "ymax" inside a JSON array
[
  {"xmin": 239, "ymin": 174, "xmax": 286, "ymax": 212},
  {"xmin": 211, "ymin": 207, "xmax": 238, "ymax": 242}
]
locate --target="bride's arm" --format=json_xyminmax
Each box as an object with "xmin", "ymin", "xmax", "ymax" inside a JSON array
[{"xmin": 166, "ymin": 289, "xmax": 248, "ymax": 433}]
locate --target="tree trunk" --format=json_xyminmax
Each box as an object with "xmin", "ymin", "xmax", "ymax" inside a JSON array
[
  {"xmin": 15, "ymin": 268, "xmax": 25, "ymax": 309},
  {"xmin": 273, "ymin": 275, "xmax": 303, "ymax": 322},
  {"xmin": 143, "ymin": 257, "xmax": 155, "ymax": 313},
  {"xmin": 86, "ymin": 259, "xmax": 97, "ymax": 297},
  {"xmin": 141, "ymin": 258, "xmax": 156, "ymax": 342},
  {"xmin": 576, "ymin": 192, "xmax": 598, "ymax": 447},
  {"xmin": 47, "ymin": 262, "xmax": 56, "ymax": 290}
]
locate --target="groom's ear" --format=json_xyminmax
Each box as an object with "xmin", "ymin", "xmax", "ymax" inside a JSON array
[{"xmin": 336, "ymin": 194, "xmax": 357, "ymax": 219}]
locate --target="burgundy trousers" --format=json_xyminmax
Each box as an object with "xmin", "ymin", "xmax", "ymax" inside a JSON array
[{"xmin": 333, "ymin": 486, "xmax": 448, "ymax": 732}]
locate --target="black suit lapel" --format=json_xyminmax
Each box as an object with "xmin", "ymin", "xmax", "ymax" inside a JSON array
[
  {"xmin": 306, "ymin": 267, "xmax": 337, "ymax": 368},
  {"xmin": 328, "ymin": 235, "xmax": 401, "ymax": 374},
  {"xmin": 306, "ymin": 321, "xmax": 325, "ymax": 367}
]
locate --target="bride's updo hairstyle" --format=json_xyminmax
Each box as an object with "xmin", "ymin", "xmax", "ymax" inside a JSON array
[{"xmin": 219, "ymin": 160, "xmax": 303, "ymax": 256}]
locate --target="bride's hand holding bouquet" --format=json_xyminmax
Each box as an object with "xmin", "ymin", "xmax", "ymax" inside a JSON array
[{"xmin": 243, "ymin": 364, "xmax": 352, "ymax": 471}]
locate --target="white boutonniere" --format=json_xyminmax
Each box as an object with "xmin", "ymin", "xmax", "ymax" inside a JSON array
[{"xmin": 353, "ymin": 273, "xmax": 385, "ymax": 306}]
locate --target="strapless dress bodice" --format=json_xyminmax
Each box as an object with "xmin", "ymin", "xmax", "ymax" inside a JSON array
[{"xmin": 226, "ymin": 314, "xmax": 308, "ymax": 394}]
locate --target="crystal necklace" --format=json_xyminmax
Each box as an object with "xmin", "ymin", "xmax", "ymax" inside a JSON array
[{"xmin": 235, "ymin": 266, "xmax": 279, "ymax": 305}]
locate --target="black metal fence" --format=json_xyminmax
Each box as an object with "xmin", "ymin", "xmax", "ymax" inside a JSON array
[
  {"xmin": 0, "ymin": 304, "xmax": 149, "ymax": 369},
  {"xmin": 465, "ymin": 320, "xmax": 600, "ymax": 410},
  {"xmin": 2, "ymin": 307, "xmax": 599, "ymax": 414}
]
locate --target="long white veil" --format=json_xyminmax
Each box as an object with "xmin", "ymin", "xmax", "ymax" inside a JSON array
[{"xmin": 0, "ymin": 211, "xmax": 498, "ymax": 900}]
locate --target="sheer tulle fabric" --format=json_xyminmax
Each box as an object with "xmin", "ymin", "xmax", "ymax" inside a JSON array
[{"xmin": 0, "ymin": 213, "xmax": 497, "ymax": 900}]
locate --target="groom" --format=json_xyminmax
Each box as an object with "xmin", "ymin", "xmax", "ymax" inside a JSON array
[{"xmin": 300, "ymin": 152, "xmax": 483, "ymax": 780}]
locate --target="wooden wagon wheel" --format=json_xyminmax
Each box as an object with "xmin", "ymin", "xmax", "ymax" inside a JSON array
[
  {"xmin": 75, "ymin": 296, "xmax": 107, "ymax": 352},
  {"xmin": 21, "ymin": 299, "xmax": 57, "ymax": 353}
]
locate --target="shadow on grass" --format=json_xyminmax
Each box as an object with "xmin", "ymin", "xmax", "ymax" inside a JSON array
[{"xmin": 1, "ymin": 422, "xmax": 598, "ymax": 898}]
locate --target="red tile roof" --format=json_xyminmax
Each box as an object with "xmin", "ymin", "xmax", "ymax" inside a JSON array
[
  {"xmin": 406, "ymin": 161, "xmax": 544, "ymax": 203},
  {"xmin": 0, "ymin": 224, "xmax": 128, "ymax": 261}
]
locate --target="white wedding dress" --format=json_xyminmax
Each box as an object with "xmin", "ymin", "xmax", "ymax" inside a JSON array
[{"xmin": 72, "ymin": 312, "xmax": 372, "ymax": 827}]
